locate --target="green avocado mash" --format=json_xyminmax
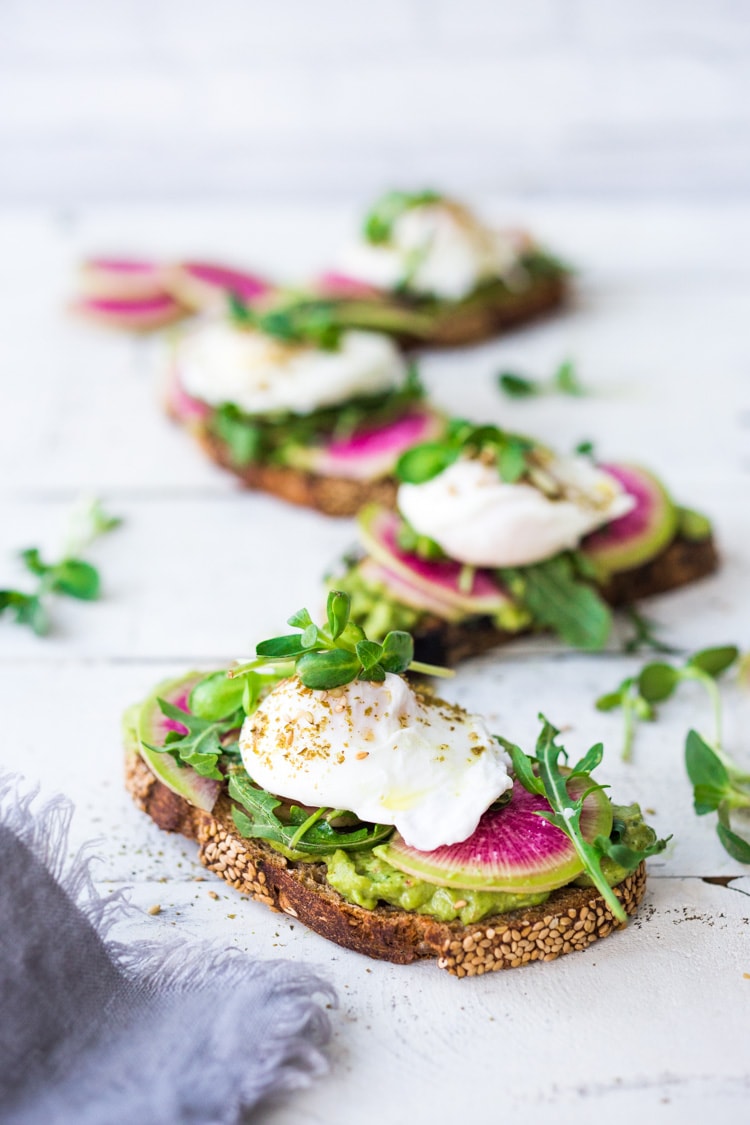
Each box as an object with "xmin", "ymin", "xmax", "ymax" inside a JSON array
[
  {"xmin": 328, "ymin": 561, "xmax": 531, "ymax": 642},
  {"xmin": 323, "ymin": 847, "xmax": 549, "ymax": 925},
  {"xmin": 573, "ymin": 803, "xmax": 657, "ymax": 887}
]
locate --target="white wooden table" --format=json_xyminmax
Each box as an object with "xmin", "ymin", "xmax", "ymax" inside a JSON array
[{"xmin": 1, "ymin": 201, "xmax": 749, "ymax": 1123}]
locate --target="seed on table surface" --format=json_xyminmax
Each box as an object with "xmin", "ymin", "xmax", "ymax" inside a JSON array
[{"xmin": 147, "ymin": 904, "xmax": 161, "ymax": 916}]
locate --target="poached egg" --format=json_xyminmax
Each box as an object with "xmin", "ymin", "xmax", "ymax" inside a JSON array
[
  {"xmin": 176, "ymin": 318, "xmax": 406, "ymax": 416},
  {"xmin": 339, "ymin": 198, "xmax": 522, "ymax": 301},
  {"xmin": 397, "ymin": 455, "xmax": 636, "ymax": 568},
  {"xmin": 239, "ymin": 673, "xmax": 512, "ymax": 852}
]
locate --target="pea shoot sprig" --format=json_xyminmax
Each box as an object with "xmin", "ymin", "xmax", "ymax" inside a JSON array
[
  {"xmin": 229, "ymin": 590, "xmax": 451, "ymax": 692},
  {"xmin": 396, "ymin": 418, "xmax": 536, "ymax": 487},
  {"xmin": 0, "ymin": 498, "xmax": 121, "ymax": 636},
  {"xmin": 498, "ymin": 358, "xmax": 587, "ymax": 400},
  {"xmin": 596, "ymin": 645, "xmax": 740, "ymax": 761},
  {"xmin": 504, "ymin": 717, "xmax": 668, "ymax": 925}
]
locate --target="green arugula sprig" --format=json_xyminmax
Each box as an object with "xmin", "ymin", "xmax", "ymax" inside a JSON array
[
  {"xmin": 229, "ymin": 292, "xmax": 344, "ymax": 351},
  {"xmin": 229, "ymin": 591, "xmax": 451, "ymax": 692},
  {"xmin": 621, "ymin": 605, "xmax": 679, "ymax": 655},
  {"xmin": 505, "ymin": 717, "xmax": 668, "ymax": 925},
  {"xmin": 596, "ymin": 645, "xmax": 740, "ymax": 761},
  {"xmin": 685, "ymin": 730, "xmax": 750, "ymax": 863},
  {"xmin": 145, "ymin": 699, "xmax": 242, "ymax": 780},
  {"xmin": 500, "ymin": 552, "xmax": 612, "ymax": 652},
  {"xmin": 362, "ymin": 189, "xmax": 442, "ymax": 245},
  {"xmin": 0, "ymin": 498, "xmax": 121, "ymax": 636},
  {"xmin": 228, "ymin": 770, "xmax": 392, "ymax": 856},
  {"xmin": 396, "ymin": 418, "xmax": 535, "ymax": 486},
  {"xmin": 498, "ymin": 359, "xmax": 587, "ymax": 400}
]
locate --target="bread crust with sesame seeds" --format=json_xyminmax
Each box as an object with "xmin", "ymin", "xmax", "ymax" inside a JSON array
[{"xmin": 125, "ymin": 749, "xmax": 647, "ymax": 977}]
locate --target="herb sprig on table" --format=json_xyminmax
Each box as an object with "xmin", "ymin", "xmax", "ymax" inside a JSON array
[
  {"xmin": 504, "ymin": 717, "xmax": 668, "ymax": 924},
  {"xmin": 0, "ymin": 498, "xmax": 121, "ymax": 636},
  {"xmin": 498, "ymin": 359, "xmax": 587, "ymax": 400},
  {"xmin": 596, "ymin": 645, "xmax": 740, "ymax": 760},
  {"xmin": 595, "ymin": 645, "xmax": 750, "ymax": 863}
]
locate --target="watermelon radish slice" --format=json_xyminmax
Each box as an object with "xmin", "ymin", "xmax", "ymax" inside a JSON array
[
  {"xmin": 164, "ymin": 261, "xmax": 272, "ymax": 312},
  {"xmin": 582, "ymin": 464, "xmax": 678, "ymax": 575},
  {"xmin": 72, "ymin": 292, "xmax": 186, "ymax": 332},
  {"xmin": 292, "ymin": 410, "xmax": 444, "ymax": 482},
  {"xmin": 379, "ymin": 776, "xmax": 613, "ymax": 894},
  {"xmin": 165, "ymin": 361, "xmax": 211, "ymax": 423},
  {"xmin": 358, "ymin": 505, "xmax": 512, "ymax": 616},
  {"xmin": 136, "ymin": 673, "xmax": 221, "ymax": 812},
  {"xmin": 314, "ymin": 271, "xmax": 383, "ymax": 298},
  {"xmin": 79, "ymin": 257, "xmax": 166, "ymax": 300},
  {"xmin": 358, "ymin": 557, "xmax": 466, "ymax": 621}
]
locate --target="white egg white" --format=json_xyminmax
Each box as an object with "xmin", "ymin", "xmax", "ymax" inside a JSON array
[
  {"xmin": 398, "ymin": 455, "xmax": 636, "ymax": 568},
  {"xmin": 239, "ymin": 673, "xmax": 513, "ymax": 852},
  {"xmin": 176, "ymin": 319, "xmax": 405, "ymax": 416}
]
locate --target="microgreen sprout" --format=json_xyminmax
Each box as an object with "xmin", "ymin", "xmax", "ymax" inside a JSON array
[
  {"xmin": 505, "ymin": 716, "xmax": 669, "ymax": 925},
  {"xmin": 685, "ymin": 730, "xmax": 750, "ymax": 863},
  {"xmin": 228, "ymin": 591, "xmax": 452, "ymax": 692},
  {"xmin": 621, "ymin": 605, "xmax": 679, "ymax": 655},
  {"xmin": 596, "ymin": 644, "xmax": 740, "ymax": 761},
  {"xmin": 0, "ymin": 498, "xmax": 121, "ymax": 636},
  {"xmin": 395, "ymin": 418, "xmax": 535, "ymax": 486},
  {"xmin": 497, "ymin": 358, "xmax": 586, "ymax": 401},
  {"xmin": 362, "ymin": 189, "xmax": 442, "ymax": 245}
]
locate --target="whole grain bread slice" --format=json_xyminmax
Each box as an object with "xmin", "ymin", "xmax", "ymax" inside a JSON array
[
  {"xmin": 126, "ymin": 750, "xmax": 646, "ymax": 978},
  {"xmin": 393, "ymin": 271, "xmax": 569, "ymax": 350},
  {"xmin": 408, "ymin": 532, "xmax": 719, "ymax": 666}
]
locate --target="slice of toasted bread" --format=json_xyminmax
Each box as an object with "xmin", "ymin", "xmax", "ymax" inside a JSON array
[
  {"xmin": 194, "ymin": 427, "xmax": 398, "ymax": 516},
  {"xmin": 396, "ymin": 272, "xmax": 569, "ymax": 350},
  {"xmin": 125, "ymin": 750, "xmax": 646, "ymax": 977},
  {"xmin": 406, "ymin": 532, "xmax": 719, "ymax": 666}
]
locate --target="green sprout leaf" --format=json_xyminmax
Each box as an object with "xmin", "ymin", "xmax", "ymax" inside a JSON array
[
  {"xmin": 497, "ymin": 372, "xmax": 540, "ymax": 398},
  {"xmin": 326, "ymin": 590, "xmax": 350, "ymax": 640},
  {"xmin": 296, "ymin": 648, "xmax": 361, "ymax": 690},
  {"xmin": 362, "ymin": 189, "xmax": 442, "ymax": 245},
  {"xmin": 189, "ymin": 671, "xmax": 247, "ymax": 722},
  {"xmin": 553, "ymin": 359, "xmax": 586, "ymax": 396},
  {"xmin": 0, "ymin": 499, "xmax": 120, "ymax": 636},
  {"xmin": 687, "ymin": 645, "xmax": 740, "ymax": 679},
  {"xmin": 637, "ymin": 662, "xmax": 679, "ymax": 704}
]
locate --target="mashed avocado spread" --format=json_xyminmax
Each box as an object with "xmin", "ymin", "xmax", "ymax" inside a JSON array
[{"xmin": 309, "ymin": 803, "xmax": 656, "ymax": 925}]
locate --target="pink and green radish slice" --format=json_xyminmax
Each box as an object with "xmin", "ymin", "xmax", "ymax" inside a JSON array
[
  {"xmin": 294, "ymin": 410, "xmax": 444, "ymax": 481},
  {"xmin": 165, "ymin": 261, "xmax": 272, "ymax": 311},
  {"xmin": 78, "ymin": 257, "xmax": 166, "ymax": 300},
  {"xmin": 314, "ymin": 271, "xmax": 384, "ymax": 298},
  {"xmin": 136, "ymin": 673, "xmax": 220, "ymax": 812},
  {"xmin": 380, "ymin": 776, "xmax": 613, "ymax": 894},
  {"xmin": 358, "ymin": 557, "xmax": 466, "ymax": 621},
  {"xmin": 72, "ymin": 292, "xmax": 186, "ymax": 331},
  {"xmin": 165, "ymin": 360, "xmax": 211, "ymax": 423},
  {"xmin": 582, "ymin": 464, "xmax": 678, "ymax": 575},
  {"xmin": 358, "ymin": 505, "xmax": 511, "ymax": 615}
]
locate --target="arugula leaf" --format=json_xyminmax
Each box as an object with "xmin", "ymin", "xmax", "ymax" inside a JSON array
[
  {"xmin": 146, "ymin": 698, "xmax": 242, "ymax": 780},
  {"xmin": 500, "ymin": 554, "xmax": 612, "ymax": 651},
  {"xmin": 496, "ymin": 360, "xmax": 586, "ymax": 401},
  {"xmin": 497, "ymin": 372, "xmax": 540, "ymax": 398},
  {"xmin": 228, "ymin": 772, "xmax": 392, "ymax": 855}
]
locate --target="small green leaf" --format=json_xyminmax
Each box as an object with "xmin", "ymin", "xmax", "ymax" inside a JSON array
[
  {"xmin": 575, "ymin": 440, "xmax": 595, "ymax": 458},
  {"xmin": 573, "ymin": 742, "xmax": 604, "ymax": 776},
  {"xmin": 553, "ymin": 359, "xmax": 585, "ymax": 396},
  {"xmin": 716, "ymin": 819, "xmax": 750, "ymax": 864},
  {"xmin": 287, "ymin": 607, "xmax": 313, "ymax": 630},
  {"xmin": 326, "ymin": 590, "xmax": 350, "ymax": 640},
  {"xmin": 498, "ymin": 438, "xmax": 528, "ymax": 483},
  {"xmin": 256, "ymin": 634, "xmax": 310, "ymax": 659},
  {"xmin": 296, "ymin": 649, "xmax": 360, "ymax": 690},
  {"xmin": 638, "ymin": 662, "xmax": 679, "ymax": 703},
  {"xmin": 395, "ymin": 442, "xmax": 458, "ymax": 484},
  {"xmin": 685, "ymin": 730, "xmax": 732, "ymax": 814},
  {"xmin": 497, "ymin": 372, "xmax": 539, "ymax": 399},
  {"xmin": 50, "ymin": 558, "xmax": 100, "ymax": 601},
  {"xmin": 356, "ymin": 640, "xmax": 384, "ymax": 672},
  {"xmin": 504, "ymin": 741, "xmax": 545, "ymax": 796},
  {"xmin": 20, "ymin": 548, "xmax": 50, "ymax": 577},
  {"xmin": 380, "ymin": 630, "xmax": 414, "ymax": 674},
  {"xmin": 687, "ymin": 645, "xmax": 739, "ymax": 679},
  {"xmin": 301, "ymin": 624, "xmax": 320, "ymax": 649},
  {"xmin": 595, "ymin": 689, "xmax": 625, "ymax": 712},
  {"xmin": 189, "ymin": 672, "xmax": 246, "ymax": 722}
]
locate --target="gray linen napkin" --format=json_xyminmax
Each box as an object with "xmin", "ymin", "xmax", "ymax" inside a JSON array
[{"xmin": 0, "ymin": 773, "xmax": 336, "ymax": 1124}]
